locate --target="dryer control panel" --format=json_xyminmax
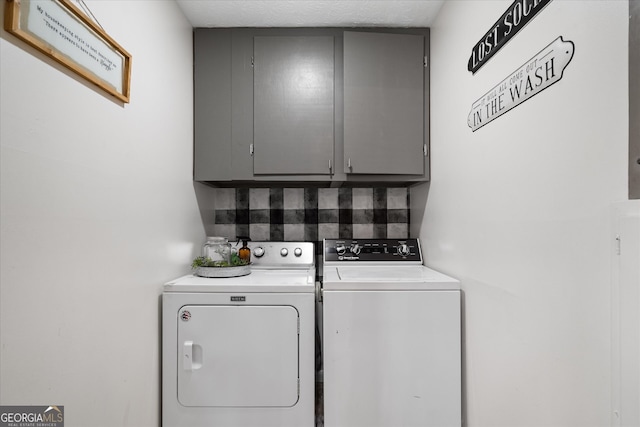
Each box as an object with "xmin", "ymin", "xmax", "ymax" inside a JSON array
[
  {"xmin": 324, "ymin": 239, "xmax": 422, "ymax": 262},
  {"xmin": 243, "ymin": 241, "xmax": 315, "ymax": 269}
]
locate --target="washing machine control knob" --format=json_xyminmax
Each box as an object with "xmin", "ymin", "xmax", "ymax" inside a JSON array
[
  {"xmin": 397, "ymin": 244, "xmax": 410, "ymax": 256},
  {"xmin": 336, "ymin": 244, "xmax": 347, "ymax": 255},
  {"xmin": 280, "ymin": 248, "xmax": 289, "ymax": 257},
  {"xmin": 350, "ymin": 243, "xmax": 362, "ymax": 255},
  {"xmin": 253, "ymin": 246, "xmax": 265, "ymax": 258},
  {"xmin": 294, "ymin": 247, "xmax": 303, "ymax": 257}
]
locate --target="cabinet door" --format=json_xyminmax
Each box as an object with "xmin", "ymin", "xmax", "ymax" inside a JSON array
[
  {"xmin": 344, "ymin": 31, "xmax": 425, "ymax": 175},
  {"xmin": 194, "ymin": 29, "xmax": 232, "ymax": 181},
  {"xmin": 253, "ymin": 36, "xmax": 335, "ymax": 175}
]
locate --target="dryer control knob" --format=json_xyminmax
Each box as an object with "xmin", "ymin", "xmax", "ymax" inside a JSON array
[
  {"xmin": 254, "ymin": 246, "xmax": 265, "ymax": 258},
  {"xmin": 350, "ymin": 244, "xmax": 362, "ymax": 255},
  {"xmin": 336, "ymin": 244, "xmax": 346, "ymax": 255},
  {"xmin": 294, "ymin": 247, "xmax": 303, "ymax": 257},
  {"xmin": 398, "ymin": 244, "xmax": 410, "ymax": 256},
  {"xmin": 280, "ymin": 248, "xmax": 289, "ymax": 257}
]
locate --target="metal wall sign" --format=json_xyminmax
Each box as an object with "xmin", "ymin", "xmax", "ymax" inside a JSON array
[
  {"xmin": 467, "ymin": 36, "xmax": 574, "ymax": 132},
  {"xmin": 468, "ymin": 0, "xmax": 553, "ymax": 74}
]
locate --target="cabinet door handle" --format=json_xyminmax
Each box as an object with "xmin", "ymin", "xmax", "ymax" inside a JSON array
[
  {"xmin": 347, "ymin": 158, "xmax": 352, "ymax": 169},
  {"xmin": 328, "ymin": 159, "xmax": 332, "ymax": 173}
]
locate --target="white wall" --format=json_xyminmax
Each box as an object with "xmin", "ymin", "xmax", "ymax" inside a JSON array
[
  {"xmin": 413, "ymin": 0, "xmax": 629, "ymax": 425},
  {"xmin": 0, "ymin": 2, "xmax": 202, "ymax": 426}
]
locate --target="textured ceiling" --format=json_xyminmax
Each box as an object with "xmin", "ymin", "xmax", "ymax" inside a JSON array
[{"xmin": 176, "ymin": 0, "xmax": 446, "ymax": 28}]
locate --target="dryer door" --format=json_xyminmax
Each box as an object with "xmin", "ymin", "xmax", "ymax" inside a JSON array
[{"xmin": 177, "ymin": 305, "xmax": 299, "ymax": 407}]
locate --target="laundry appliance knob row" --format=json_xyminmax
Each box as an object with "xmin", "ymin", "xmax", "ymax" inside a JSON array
[{"xmin": 252, "ymin": 246, "xmax": 304, "ymax": 258}]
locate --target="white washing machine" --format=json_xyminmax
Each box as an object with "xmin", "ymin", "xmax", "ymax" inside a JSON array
[
  {"xmin": 322, "ymin": 238, "xmax": 461, "ymax": 427},
  {"xmin": 162, "ymin": 241, "xmax": 316, "ymax": 427}
]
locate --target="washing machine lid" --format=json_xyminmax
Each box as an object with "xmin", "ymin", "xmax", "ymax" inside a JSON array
[
  {"xmin": 164, "ymin": 269, "xmax": 315, "ymax": 293},
  {"xmin": 322, "ymin": 265, "xmax": 460, "ymax": 291}
]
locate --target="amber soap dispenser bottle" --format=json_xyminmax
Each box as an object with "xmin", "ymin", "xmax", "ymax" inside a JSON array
[{"xmin": 237, "ymin": 237, "xmax": 251, "ymax": 263}]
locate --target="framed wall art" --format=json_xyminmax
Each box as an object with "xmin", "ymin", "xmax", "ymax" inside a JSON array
[{"xmin": 4, "ymin": 0, "xmax": 132, "ymax": 103}]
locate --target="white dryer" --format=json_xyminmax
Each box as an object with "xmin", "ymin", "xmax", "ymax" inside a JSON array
[
  {"xmin": 322, "ymin": 238, "xmax": 461, "ymax": 427},
  {"xmin": 162, "ymin": 241, "xmax": 315, "ymax": 427}
]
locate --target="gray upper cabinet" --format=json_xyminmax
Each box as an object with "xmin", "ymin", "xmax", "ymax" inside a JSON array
[
  {"xmin": 194, "ymin": 29, "xmax": 233, "ymax": 182},
  {"xmin": 344, "ymin": 31, "xmax": 425, "ymax": 175},
  {"xmin": 193, "ymin": 28, "xmax": 430, "ymax": 185},
  {"xmin": 253, "ymin": 36, "xmax": 335, "ymax": 175}
]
